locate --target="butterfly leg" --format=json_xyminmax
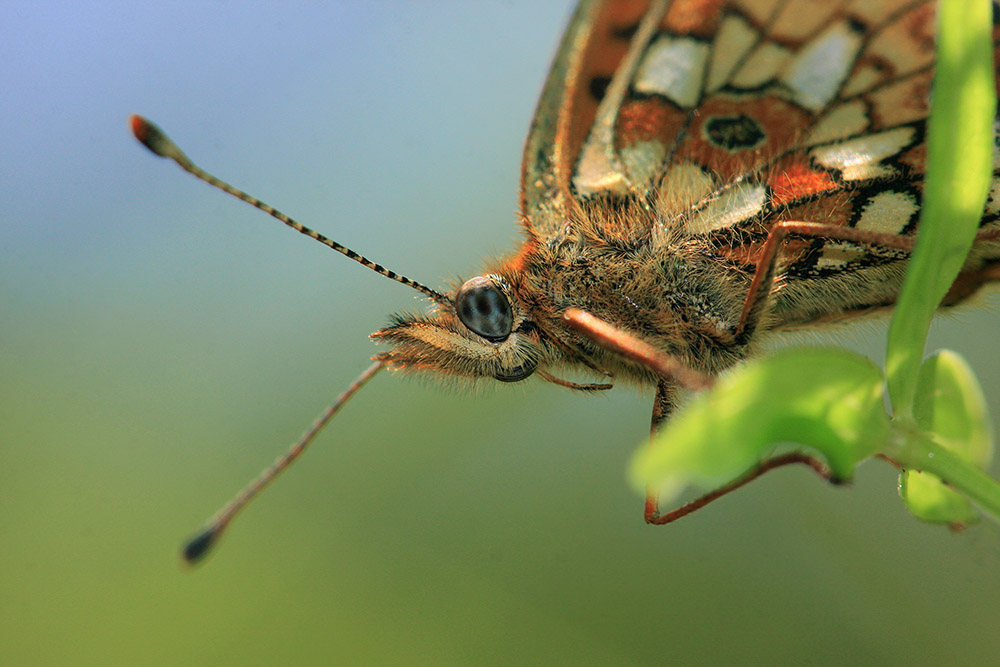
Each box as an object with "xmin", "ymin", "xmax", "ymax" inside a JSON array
[
  {"xmin": 563, "ymin": 308, "xmax": 835, "ymax": 524},
  {"xmin": 643, "ymin": 380, "xmax": 834, "ymax": 524},
  {"xmin": 562, "ymin": 308, "xmax": 712, "ymax": 390},
  {"xmin": 736, "ymin": 222, "xmax": 1000, "ymax": 339},
  {"xmin": 736, "ymin": 221, "xmax": 915, "ymax": 341},
  {"xmin": 644, "ymin": 381, "xmax": 676, "ymax": 522}
]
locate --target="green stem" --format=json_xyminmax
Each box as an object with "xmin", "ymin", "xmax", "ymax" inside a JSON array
[{"xmin": 885, "ymin": 420, "xmax": 1000, "ymax": 523}]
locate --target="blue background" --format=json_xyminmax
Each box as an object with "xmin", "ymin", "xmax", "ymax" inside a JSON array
[{"xmin": 3, "ymin": 1, "xmax": 1000, "ymax": 663}]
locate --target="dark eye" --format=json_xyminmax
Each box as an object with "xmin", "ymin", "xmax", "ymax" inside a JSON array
[{"xmin": 455, "ymin": 276, "xmax": 513, "ymax": 342}]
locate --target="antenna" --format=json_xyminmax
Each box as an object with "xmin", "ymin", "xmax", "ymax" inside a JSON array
[
  {"xmin": 129, "ymin": 115, "xmax": 448, "ymax": 304},
  {"xmin": 183, "ymin": 359, "xmax": 386, "ymax": 564}
]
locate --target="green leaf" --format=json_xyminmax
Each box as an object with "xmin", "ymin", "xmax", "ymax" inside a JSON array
[
  {"xmin": 630, "ymin": 348, "xmax": 888, "ymax": 503},
  {"xmin": 885, "ymin": 0, "xmax": 996, "ymax": 417},
  {"xmin": 900, "ymin": 350, "xmax": 995, "ymax": 524},
  {"xmin": 914, "ymin": 350, "xmax": 994, "ymax": 467},
  {"xmin": 899, "ymin": 470, "xmax": 979, "ymax": 525}
]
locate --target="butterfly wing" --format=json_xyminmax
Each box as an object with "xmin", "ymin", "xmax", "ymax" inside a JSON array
[
  {"xmin": 521, "ymin": 0, "xmax": 660, "ymax": 240},
  {"xmin": 521, "ymin": 0, "xmax": 1000, "ymax": 320}
]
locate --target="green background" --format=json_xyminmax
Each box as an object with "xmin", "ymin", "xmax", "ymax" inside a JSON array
[{"xmin": 3, "ymin": 1, "xmax": 1000, "ymax": 664}]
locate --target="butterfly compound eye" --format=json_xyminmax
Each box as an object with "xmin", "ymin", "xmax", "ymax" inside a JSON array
[{"xmin": 456, "ymin": 276, "xmax": 513, "ymax": 342}]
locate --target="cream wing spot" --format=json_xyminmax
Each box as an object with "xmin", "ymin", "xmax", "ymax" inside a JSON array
[
  {"xmin": 705, "ymin": 14, "xmax": 758, "ymax": 93},
  {"xmin": 656, "ymin": 162, "xmax": 717, "ymax": 219},
  {"xmin": 815, "ymin": 242, "xmax": 856, "ymax": 270},
  {"xmin": 621, "ymin": 140, "xmax": 667, "ymax": 192},
  {"xmin": 655, "ymin": 162, "xmax": 718, "ymax": 246},
  {"xmin": 811, "ymin": 126, "xmax": 914, "ymax": 181},
  {"xmin": 770, "ymin": 0, "xmax": 846, "ymax": 41},
  {"xmin": 805, "ymin": 100, "xmax": 870, "ymax": 146},
  {"xmin": 634, "ymin": 35, "xmax": 710, "ymax": 108},
  {"xmin": 731, "ymin": 41, "xmax": 791, "ymax": 89},
  {"xmin": 574, "ymin": 138, "xmax": 631, "ymax": 196},
  {"xmin": 686, "ymin": 182, "xmax": 767, "ymax": 234},
  {"xmin": 780, "ymin": 21, "xmax": 864, "ymax": 111},
  {"xmin": 854, "ymin": 190, "xmax": 919, "ymax": 235},
  {"xmin": 841, "ymin": 63, "xmax": 886, "ymax": 98}
]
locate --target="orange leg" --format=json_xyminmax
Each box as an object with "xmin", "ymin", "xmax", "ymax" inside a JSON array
[
  {"xmin": 644, "ymin": 381, "xmax": 677, "ymax": 522},
  {"xmin": 645, "ymin": 451, "xmax": 834, "ymax": 525},
  {"xmin": 736, "ymin": 221, "xmax": 915, "ymax": 341},
  {"xmin": 737, "ymin": 222, "xmax": 1000, "ymax": 340},
  {"xmin": 562, "ymin": 309, "xmax": 713, "ymax": 391},
  {"xmin": 564, "ymin": 309, "xmax": 835, "ymax": 523}
]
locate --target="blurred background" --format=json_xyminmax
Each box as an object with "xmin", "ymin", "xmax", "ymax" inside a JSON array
[{"xmin": 3, "ymin": 1, "xmax": 1000, "ymax": 664}]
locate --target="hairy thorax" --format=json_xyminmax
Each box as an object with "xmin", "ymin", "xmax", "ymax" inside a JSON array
[{"xmin": 499, "ymin": 228, "xmax": 755, "ymax": 386}]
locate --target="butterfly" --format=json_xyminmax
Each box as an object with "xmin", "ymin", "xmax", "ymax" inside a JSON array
[{"xmin": 130, "ymin": 0, "xmax": 1000, "ymax": 562}]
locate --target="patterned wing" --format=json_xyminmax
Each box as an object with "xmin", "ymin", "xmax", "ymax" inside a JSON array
[
  {"xmin": 522, "ymin": 0, "xmax": 660, "ymax": 240},
  {"xmin": 523, "ymin": 0, "xmax": 1000, "ymax": 291}
]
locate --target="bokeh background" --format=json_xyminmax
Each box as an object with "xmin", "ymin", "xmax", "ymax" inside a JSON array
[{"xmin": 4, "ymin": 1, "xmax": 1000, "ymax": 664}]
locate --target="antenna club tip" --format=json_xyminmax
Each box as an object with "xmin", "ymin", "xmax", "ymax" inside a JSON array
[
  {"xmin": 182, "ymin": 527, "xmax": 218, "ymax": 564},
  {"xmin": 128, "ymin": 114, "xmax": 183, "ymax": 161},
  {"xmin": 128, "ymin": 113, "xmax": 147, "ymax": 139}
]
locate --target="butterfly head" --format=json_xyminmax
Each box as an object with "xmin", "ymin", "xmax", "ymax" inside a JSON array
[{"xmin": 372, "ymin": 273, "xmax": 543, "ymax": 384}]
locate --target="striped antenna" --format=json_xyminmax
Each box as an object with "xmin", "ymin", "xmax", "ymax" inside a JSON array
[
  {"xmin": 129, "ymin": 115, "xmax": 448, "ymax": 304},
  {"xmin": 183, "ymin": 359, "xmax": 387, "ymax": 564}
]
